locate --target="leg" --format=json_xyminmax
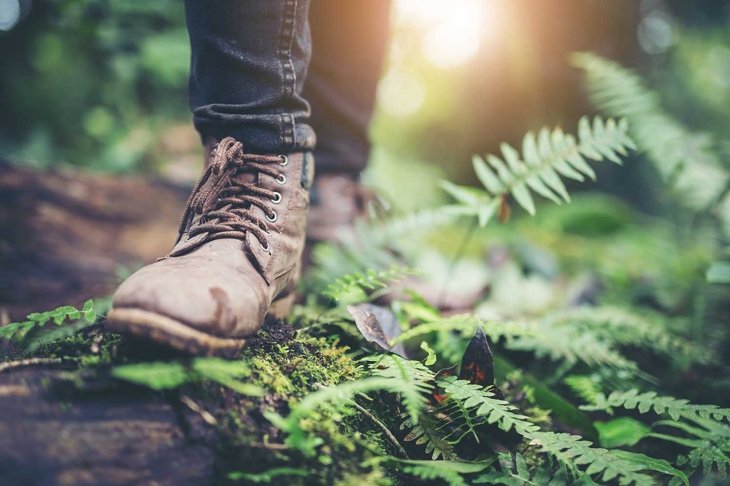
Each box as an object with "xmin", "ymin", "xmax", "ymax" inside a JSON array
[
  {"xmin": 304, "ymin": 0, "xmax": 392, "ymax": 175},
  {"xmin": 185, "ymin": 0, "xmax": 315, "ymax": 154},
  {"xmin": 108, "ymin": 1, "xmax": 315, "ymax": 356},
  {"xmin": 303, "ymin": 0, "xmax": 392, "ymax": 242}
]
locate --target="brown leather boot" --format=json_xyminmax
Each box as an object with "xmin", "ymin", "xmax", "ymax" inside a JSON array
[
  {"xmin": 107, "ymin": 137, "xmax": 314, "ymax": 356},
  {"xmin": 307, "ymin": 173, "xmax": 374, "ymax": 243}
]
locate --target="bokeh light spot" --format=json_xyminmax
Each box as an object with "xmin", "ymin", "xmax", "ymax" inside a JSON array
[
  {"xmin": 0, "ymin": 0, "xmax": 21, "ymax": 31},
  {"xmin": 377, "ymin": 69, "xmax": 425, "ymax": 118}
]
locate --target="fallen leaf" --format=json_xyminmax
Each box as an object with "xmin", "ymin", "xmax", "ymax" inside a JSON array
[
  {"xmin": 458, "ymin": 327, "xmax": 503, "ymax": 398},
  {"xmin": 347, "ymin": 304, "xmax": 407, "ymax": 358}
]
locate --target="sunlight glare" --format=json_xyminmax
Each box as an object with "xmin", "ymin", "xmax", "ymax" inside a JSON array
[
  {"xmin": 377, "ymin": 69, "xmax": 426, "ymax": 118},
  {"xmin": 396, "ymin": 0, "xmax": 495, "ymax": 69}
]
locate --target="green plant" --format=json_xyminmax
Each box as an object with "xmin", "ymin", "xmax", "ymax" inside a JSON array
[
  {"xmin": 437, "ymin": 377, "xmax": 539, "ymax": 437},
  {"xmin": 395, "ymin": 459, "xmax": 490, "ymax": 486},
  {"xmin": 529, "ymin": 432, "xmax": 687, "ymax": 485},
  {"xmin": 0, "ymin": 299, "xmax": 97, "ymax": 342},
  {"xmin": 227, "ymin": 467, "xmax": 308, "ymax": 483},
  {"xmin": 441, "ymin": 116, "xmax": 635, "ymax": 226},
  {"xmin": 112, "ymin": 358, "xmax": 263, "ymax": 395},
  {"xmin": 583, "ymin": 389, "xmax": 730, "ymax": 423},
  {"xmin": 573, "ymin": 52, "xmax": 730, "ymax": 247},
  {"xmin": 322, "ymin": 266, "xmax": 418, "ymax": 302}
]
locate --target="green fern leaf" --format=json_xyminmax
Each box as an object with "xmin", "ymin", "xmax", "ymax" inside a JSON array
[
  {"xmin": 572, "ymin": 52, "xmax": 727, "ymax": 210},
  {"xmin": 437, "ymin": 377, "xmax": 540, "ymax": 438},
  {"xmin": 401, "ymin": 413, "xmax": 457, "ymax": 460},
  {"xmin": 393, "ymin": 314, "xmax": 532, "ymax": 346},
  {"xmin": 584, "ymin": 389, "xmax": 730, "ymax": 424},
  {"xmin": 112, "ymin": 361, "xmax": 189, "ymax": 390},
  {"xmin": 322, "ymin": 266, "xmax": 417, "ymax": 302},
  {"xmin": 399, "ymin": 459, "xmax": 490, "ymax": 486},
  {"xmin": 370, "ymin": 355, "xmax": 434, "ymax": 423},
  {"xmin": 564, "ymin": 375, "xmax": 603, "ymax": 405},
  {"xmin": 530, "ymin": 431, "xmax": 687, "ymax": 485},
  {"xmin": 112, "ymin": 358, "xmax": 262, "ymax": 395},
  {"xmin": 446, "ymin": 116, "xmax": 634, "ymax": 225},
  {"xmin": 0, "ymin": 300, "xmax": 97, "ymax": 342}
]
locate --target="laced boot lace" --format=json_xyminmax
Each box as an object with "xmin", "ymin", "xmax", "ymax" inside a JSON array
[{"xmin": 170, "ymin": 137, "xmax": 289, "ymax": 256}]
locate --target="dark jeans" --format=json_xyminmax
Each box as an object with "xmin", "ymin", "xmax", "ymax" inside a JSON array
[{"xmin": 184, "ymin": 0, "xmax": 391, "ymax": 175}]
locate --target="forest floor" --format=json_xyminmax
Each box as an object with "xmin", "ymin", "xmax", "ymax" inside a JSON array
[{"xmin": 1, "ymin": 159, "xmax": 729, "ymax": 486}]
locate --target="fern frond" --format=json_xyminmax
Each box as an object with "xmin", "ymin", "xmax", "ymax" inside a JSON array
[
  {"xmin": 0, "ymin": 299, "xmax": 96, "ymax": 341},
  {"xmin": 530, "ymin": 431, "xmax": 686, "ymax": 485},
  {"xmin": 584, "ymin": 389, "xmax": 730, "ymax": 424},
  {"xmin": 362, "ymin": 205, "xmax": 465, "ymax": 246},
  {"xmin": 272, "ymin": 356, "xmax": 434, "ymax": 455},
  {"xmin": 474, "ymin": 453, "xmax": 573, "ymax": 486},
  {"xmin": 682, "ymin": 441, "xmax": 730, "ymax": 477},
  {"xmin": 441, "ymin": 396, "xmax": 483, "ymax": 444},
  {"xmin": 370, "ymin": 354, "xmax": 434, "ymax": 423},
  {"xmin": 398, "ymin": 459, "xmax": 490, "ymax": 486},
  {"xmin": 437, "ymin": 379, "xmax": 684, "ymax": 484},
  {"xmin": 504, "ymin": 306, "xmax": 700, "ymax": 372},
  {"xmin": 322, "ymin": 265, "xmax": 417, "ymax": 301},
  {"xmin": 507, "ymin": 324, "xmax": 637, "ymax": 371},
  {"xmin": 437, "ymin": 377, "xmax": 540, "ymax": 438},
  {"xmin": 652, "ymin": 418, "xmax": 730, "ymax": 477},
  {"xmin": 564, "ymin": 375, "xmax": 603, "ymax": 405},
  {"xmin": 547, "ymin": 307, "xmax": 704, "ymax": 362},
  {"xmin": 112, "ymin": 361, "xmax": 190, "ymax": 390},
  {"xmin": 393, "ymin": 314, "xmax": 532, "ymax": 345},
  {"xmin": 445, "ymin": 116, "xmax": 634, "ymax": 224},
  {"xmin": 112, "ymin": 358, "xmax": 263, "ymax": 395},
  {"xmin": 401, "ymin": 412, "xmax": 458, "ymax": 460},
  {"xmin": 572, "ymin": 52, "xmax": 727, "ymax": 209},
  {"xmin": 267, "ymin": 376, "xmax": 408, "ymax": 455}
]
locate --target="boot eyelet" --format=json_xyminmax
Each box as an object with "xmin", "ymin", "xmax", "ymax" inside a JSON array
[
  {"xmin": 275, "ymin": 174, "xmax": 287, "ymax": 185},
  {"xmin": 279, "ymin": 155, "xmax": 289, "ymax": 166},
  {"xmin": 270, "ymin": 192, "xmax": 282, "ymax": 204},
  {"xmin": 266, "ymin": 211, "xmax": 278, "ymax": 223},
  {"xmin": 260, "ymin": 240, "xmax": 270, "ymax": 251}
]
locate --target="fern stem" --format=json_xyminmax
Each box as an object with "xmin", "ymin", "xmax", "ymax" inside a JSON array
[{"xmin": 352, "ymin": 400, "xmax": 410, "ymax": 459}]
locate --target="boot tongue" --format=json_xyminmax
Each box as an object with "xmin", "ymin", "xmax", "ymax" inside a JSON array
[{"xmin": 169, "ymin": 140, "xmax": 272, "ymax": 275}]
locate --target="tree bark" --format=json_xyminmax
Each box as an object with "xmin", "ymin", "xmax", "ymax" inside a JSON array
[
  {"xmin": 0, "ymin": 160, "xmax": 189, "ymax": 320},
  {"xmin": 0, "ymin": 162, "xmax": 223, "ymax": 484}
]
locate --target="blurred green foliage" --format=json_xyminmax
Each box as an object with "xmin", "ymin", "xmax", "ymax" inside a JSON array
[
  {"xmin": 0, "ymin": 0, "xmax": 190, "ymax": 171},
  {"xmin": 0, "ymin": 0, "xmax": 729, "ymax": 195}
]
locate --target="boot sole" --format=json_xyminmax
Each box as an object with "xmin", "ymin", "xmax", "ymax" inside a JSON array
[{"xmin": 106, "ymin": 293, "xmax": 296, "ymax": 358}]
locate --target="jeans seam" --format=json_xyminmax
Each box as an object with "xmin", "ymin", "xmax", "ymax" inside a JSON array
[{"xmin": 278, "ymin": 0, "xmax": 298, "ymax": 151}]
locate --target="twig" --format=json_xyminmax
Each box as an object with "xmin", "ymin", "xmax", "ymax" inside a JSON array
[
  {"xmin": 0, "ymin": 357, "xmax": 64, "ymax": 373},
  {"xmin": 179, "ymin": 395, "xmax": 218, "ymax": 426},
  {"xmin": 352, "ymin": 400, "xmax": 409, "ymax": 459},
  {"xmin": 247, "ymin": 442, "xmax": 289, "ymax": 451}
]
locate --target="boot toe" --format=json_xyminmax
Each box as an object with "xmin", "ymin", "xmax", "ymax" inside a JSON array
[{"xmin": 112, "ymin": 257, "xmax": 267, "ymax": 338}]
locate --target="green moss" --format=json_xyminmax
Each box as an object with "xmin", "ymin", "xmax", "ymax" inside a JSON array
[
  {"xmin": 241, "ymin": 331, "xmax": 362, "ymax": 398},
  {"xmin": 213, "ymin": 323, "xmax": 389, "ymax": 484}
]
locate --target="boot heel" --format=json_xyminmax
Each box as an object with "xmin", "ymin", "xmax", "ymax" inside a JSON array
[{"xmin": 267, "ymin": 292, "xmax": 296, "ymax": 319}]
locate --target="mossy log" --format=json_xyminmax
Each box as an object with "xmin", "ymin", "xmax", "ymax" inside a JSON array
[
  {"xmin": 0, "ymin": 162, "xmax": 377, "ymax": 485},
  {"xmin": 0, "ymin": 367, "xmax": 218, "ymax": 485},
  {"xmin": 0, "ymin": 162, "xmax": 218, "ymax": 484}
]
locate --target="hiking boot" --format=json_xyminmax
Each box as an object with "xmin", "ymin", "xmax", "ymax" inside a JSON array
[
  {"xmin": 107, "ymin": 137, "xmax": 314, "ymax": 357},
  {"xmin": 307, "ymin": 173, "xmax": 374, "ymax": 243}
]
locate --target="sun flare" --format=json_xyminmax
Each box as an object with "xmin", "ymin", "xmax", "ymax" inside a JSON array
[{"xmin": 395, "ymin": 0, "xmax": 497, "ymax": 68}]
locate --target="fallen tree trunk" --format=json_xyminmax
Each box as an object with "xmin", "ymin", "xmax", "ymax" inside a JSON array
[
  {"xmin": 0, "ymin": 162, "xmax": 225, "ymax": 484},
  {"xmin": 0, "ymin": 160, "xmax": 189, "ymax": 319},
  {"xmin": 0, "ymin": 367, "xmax": 217, "ymax": 485}
]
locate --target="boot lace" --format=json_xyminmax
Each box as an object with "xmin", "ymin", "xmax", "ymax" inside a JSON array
[{"xmin": 171, "ymin": 137, "xmax": 287, "ymax": 256}]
